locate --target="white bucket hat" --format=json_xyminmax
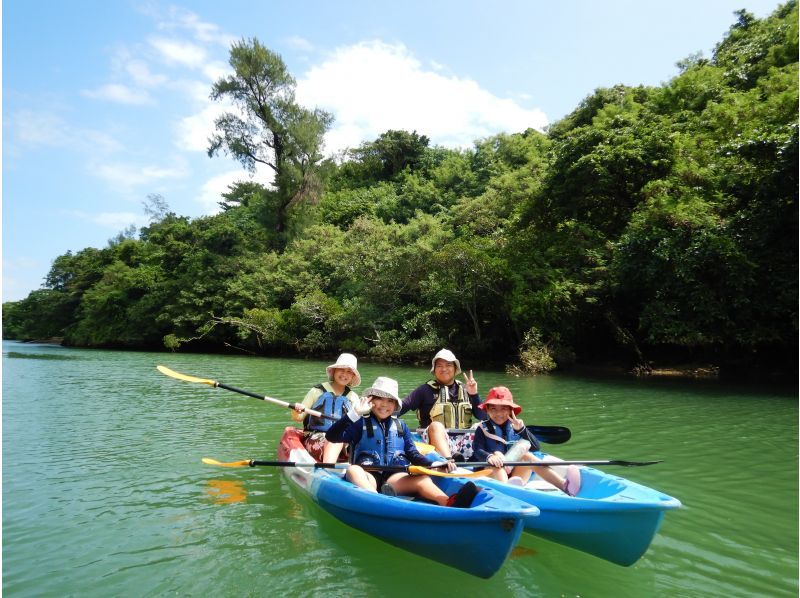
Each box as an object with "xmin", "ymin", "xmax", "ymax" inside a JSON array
[
  {"xmin": 326, "ymin": 353, "xmax": 361, "ymax": 387},
  {"xmin": 362, "ymin": 376, "xmax": 401, "ymax": 409},
  {"xmin": 430, "ymin": 348, "xmax": 462, "ymax": 375}
]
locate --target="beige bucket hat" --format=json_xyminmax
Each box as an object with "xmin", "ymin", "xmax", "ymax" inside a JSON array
[
  {"xmin": 430, "ymin": 348, "xmax": 462, "ymax": 375},
  {"xmin": 362, "ymin": 376, "xmax": 401, "ymax": 409},
  {"xmin": 326, "ymin": 353, "xmax": 361, "ymax": 387}
]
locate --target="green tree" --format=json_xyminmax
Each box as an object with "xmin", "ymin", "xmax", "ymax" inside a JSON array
[{"xmin": 208, "ymin": 38, "xmax": 333, "ymax": 235}]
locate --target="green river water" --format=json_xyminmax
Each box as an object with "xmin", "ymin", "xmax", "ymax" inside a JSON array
[{"xmin": 3, "ymin": 341, "xmax": 797, "ymax": 597}]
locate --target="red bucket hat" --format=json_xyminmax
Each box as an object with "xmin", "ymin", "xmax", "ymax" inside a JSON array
[{"xmin": 478, "ymin": 386, "xmax": 522, "ymax": 415}]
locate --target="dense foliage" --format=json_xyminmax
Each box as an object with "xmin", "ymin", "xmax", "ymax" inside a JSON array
[{"xmin": 5, "ymin": 4, "xmax": 797, "ymax": 376}]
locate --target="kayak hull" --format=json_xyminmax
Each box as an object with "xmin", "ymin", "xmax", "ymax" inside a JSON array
[
  {"xmin": 278, "ymin": 427, "xmax": 539, "ymax": 578},
  {"xmin": 417, "ymin": 431, "xmax": 681, "ymax": 566},
  {"xmin": 477, "ymin": 466, "xmax": 681, "ymax": 566}
]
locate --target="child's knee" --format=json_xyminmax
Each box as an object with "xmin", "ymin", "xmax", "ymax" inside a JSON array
[{"xmin": 428, "ymin": 421, "xmax": 446, "ymax": 435}]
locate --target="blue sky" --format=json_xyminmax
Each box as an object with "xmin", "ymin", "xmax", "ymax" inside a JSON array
[{"xmin": 3, "ymin": 0, "xmax": 784, "ymax": 302}]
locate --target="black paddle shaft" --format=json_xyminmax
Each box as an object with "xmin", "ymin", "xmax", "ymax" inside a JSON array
[{"xmin": 215, "ymin": 382, "xmax": 337, "ymax": 421}]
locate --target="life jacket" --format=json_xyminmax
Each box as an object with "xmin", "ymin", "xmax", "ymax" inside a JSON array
[
  {"xmin": 477, "ymin": 420, "xmax": 522, "ymax": 455},
  {"xmin": 424, "ymin": 380, "xmax": 473, "ymax": 429},
  {"xmin": 305, "ymin": 383, "xmax": 353, "ymax": 432},
  {"xmin": 351, "ymin": 415, "xmax": 410, "ymax": 468}
]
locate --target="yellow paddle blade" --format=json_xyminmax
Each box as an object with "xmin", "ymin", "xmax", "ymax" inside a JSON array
[
  {"xmin": 202, "ymin": 457, "xmax": 252, "ymax": 468},
  {"xmin": 157, "ymin": 365, "xmax": 217, "ymax": 387},
  {"xmin": 408, "ymin": 465, "xmax": 494, "ymax": 478},
  {"xmin": 414, "ymin": 441, "xmax": 437, "ymax": 455}
]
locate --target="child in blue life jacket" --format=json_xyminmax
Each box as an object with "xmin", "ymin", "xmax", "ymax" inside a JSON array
[
  {"xmin": 326, "ymin": 376, "xmax": 478, "ymax": 508},
  {"xmin": 470, "ymin": 386, "xmax": 581, "ymax": 496},
  {"xmin": 292, "ymin": 353, "xmax": 361, "ymax": 463}
]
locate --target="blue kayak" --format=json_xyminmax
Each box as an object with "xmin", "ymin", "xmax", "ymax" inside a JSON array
[
  {"xmin": 278, "ymin": 427, "xmax": 539, "ymax": 578},
  {"xmin": 415, "ymin": 431, "xmax": 682, "ymax": 566}
]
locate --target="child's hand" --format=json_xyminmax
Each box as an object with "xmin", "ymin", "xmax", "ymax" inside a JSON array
[
  {"xmin": 510, "ymin": 412, "xmax": 525, "ymax": 432},
  {"xmin": 355, "ymin": 396, "xmax": 373, "ymax": 415},
  {"xmin": 293, "ymin": 403, "xmax": 306, "ymax": 413},
  {"xmin": 347, "ymin": 396, "xmax": 372, "ymax": 421},
  {"xmin": 463, "ymin": 370, "xmax": 478, "ymax": 395},
  {"xmin": 488, "ymin": 451, "xmax": 505, "ymax": 468},
  {"xmin": 431, "ymin": 460, "xmax": 457, "ymax": 473}
]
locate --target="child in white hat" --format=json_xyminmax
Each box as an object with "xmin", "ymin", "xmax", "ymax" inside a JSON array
[
  {"xmin": 292, "ymin": 353, "xmax": 361, "ymax": 463},
  {"xmin": 326, "ymin": 376, "xmax": 478, "ymax": 508}
]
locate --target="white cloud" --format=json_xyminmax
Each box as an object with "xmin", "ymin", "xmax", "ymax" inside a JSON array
[
  {"xmin": 284, "ymin": 36, "xmax": 315, "ymax": 53},
  {"xmin": 12, "ymin": 110, "xmax": 72, "ymax": 147},
  {"xmin": 11, "ymin": 109, "xmax": 123, "ymax": 153},
  {"xmin": 296, "ymin": 40, "xmax": 549, "ymax": 153},
  {"xmin": 91, "ymin": 211, "xmax": 147, "ymax": 229},
  {"xmin": 2, "ymin": 257, "xmax": 48, "ymax": 301},
  {"xmin": 89, "ymin": 158, "xmax": 189, "ymax": 193},
  {"xmin": 148, "ymin": 37, "xmax": 208, "ymax": 69},
  {"xmin": 82, "ymin": 83, "xmax": 154, "ymax": 105},
  {"xmin": 175, "ymin": 103, "xmax": 227, "ymax": 152},
  {"xmin": 196, "ymin": 167, "xmax": 275, "ymax": 214},
  {"xmin": 125, "ymin": 58, "xmax": 169, "ymax": 88},
  {"xmin": 159, "ymin": 6, "xmax": 237, "ymax": 48}
]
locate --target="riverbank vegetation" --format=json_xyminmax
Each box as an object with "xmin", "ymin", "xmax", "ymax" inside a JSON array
[{"xmin": 4, "ymin": 3, "xmax": 797, "ymax": 378}]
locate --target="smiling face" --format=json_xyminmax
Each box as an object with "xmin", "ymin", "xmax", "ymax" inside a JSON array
[
  {"xmin": 433, "ymin": 359, "xmax": 456, "ymax": 385},
  {"xmin": 486, "ymin": 404, "xmax": 513, "ymax": 426},
  {"xmin": 331, "ymin": 368, "xmax": 355, "ymax": 387},
  {"xmin": 369, "ymin": 395, "xmax": 397, "ymax": 419}
]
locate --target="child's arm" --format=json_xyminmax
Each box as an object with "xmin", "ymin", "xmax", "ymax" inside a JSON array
[
  {"xmin": 325, "ymin": 400, "xmax": 367, "ymax": 443},
  {"xmin": 291, "ymin": 386, "xmax": 322, "ymax": 422},
  {"xmin": 399, "ymin": 421, "xmax": 433, "ymax": 466},
  {"xmin": 510, "ymin": 413, "xmax": 541, "ymax": 452},
  {"xmin": 468, "ymin": 426, "xmax": 493, "ymax": 462}
]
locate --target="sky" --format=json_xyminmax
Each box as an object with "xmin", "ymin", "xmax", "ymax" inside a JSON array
[{"xmin": 3, "ymin": 0, "xmax": 786, "ymax": 302}]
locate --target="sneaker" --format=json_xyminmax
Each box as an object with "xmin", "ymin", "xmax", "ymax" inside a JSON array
[
  {"xmin": 446, "ymin": 481, "xmax": 478, "ymax": 508},
  {"xmin": 507, "ymin": 476, "xmax": 525, "ymax": 487},
  {"xmin": 563, "ymin": 465, "xmax": 581, "ymax": 497},
  {"xmin": 380, "ymin": 483, "xmax": 397, "ymax": 496}
]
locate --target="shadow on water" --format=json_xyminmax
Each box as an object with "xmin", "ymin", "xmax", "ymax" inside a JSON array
[{"xmin": 5, "ymin": 351, "xmax": 81, "ymax": 361}]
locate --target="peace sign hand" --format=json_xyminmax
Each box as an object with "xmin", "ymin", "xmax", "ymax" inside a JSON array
[
  {"xmin": 463, "ymin": 370, "xmax": 478, "ymax": 395},
  {"xmin": 510, "ymin": 411, "xmax": 525, "ymax": 432}
]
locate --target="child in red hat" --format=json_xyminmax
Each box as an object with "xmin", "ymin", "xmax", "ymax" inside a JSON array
[{"xmin": 470, "ymin": 386, "xmax": 581, "ymax": 496}]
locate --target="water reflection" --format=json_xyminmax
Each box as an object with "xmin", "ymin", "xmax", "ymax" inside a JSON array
[{"xmin": 205, "ymin": 479, "xmax": 248, "ymax": 504}]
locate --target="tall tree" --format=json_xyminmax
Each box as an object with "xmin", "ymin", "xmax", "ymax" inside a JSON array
[{"xmin": 208, "ymin": 38, "xmax": 333, "ymax": 234}]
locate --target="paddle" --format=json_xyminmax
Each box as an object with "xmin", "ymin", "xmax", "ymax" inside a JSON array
[
  {"xmin": 157, "ymin": 365, "xmax": 335, "ymax": 421},
  {"xmin": 443, "ymin": 426, "xmax": 571, "ymax": 445},
  {"xmin": 414, "ymin": 459, "xmax": 661, "ymax": 477},
  {"xmin": 201, "ymin": 457, "xmax": 491, "ymax": 477},
  {"xmin": 526, "ymin": 425, "xmax": 571, "ymax": 444},
  {"xmin": 201, "ymin": 457, "xmax": 659, "ymax": 478}
]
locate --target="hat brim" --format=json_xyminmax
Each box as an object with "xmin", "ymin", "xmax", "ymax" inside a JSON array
[
  {"xmin": 327, "ymin": 365, "xmax": 361, "ymax": 387},
  {"xmin": 478, "ymin": 400, "xmax": 522, "ymax": 415},
  {"xmin": 364, "ymin": 388, "xmax": 401, "ymax": 406}
]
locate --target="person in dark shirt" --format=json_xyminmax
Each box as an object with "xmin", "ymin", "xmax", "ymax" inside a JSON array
[
  {"xmin": 471, "ymin": 386, "xmax": 581, "ymax": 496},
  {"xmin": 397, "ymin": 349, "xmax": 487, "ymax": 460}
]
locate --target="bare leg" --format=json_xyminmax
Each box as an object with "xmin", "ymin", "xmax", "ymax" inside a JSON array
[
  {"xmin": 485, "ymin": 466, "xmax": 509, "ymax": 482},
  {"xmin": 345, "ymin": 465, "xmax": 379, "ymax": 492},
  {"xmin": 529, "ymin": 455, "xmax": 567, "ymax": 491},
  {"xmin": 321, "ymin": 441, "xmax": 345, "ymax": 463},
  {"xmin": 510, "ymin": 452, "xmax": 536, "ymax": 483},
  {"xmin": 387, "ymin": 472, "xmax": 449, "ymax": 506},
  {"xmin": 426, "ymin": 422, "xmax": 452, "ymax": 458}
]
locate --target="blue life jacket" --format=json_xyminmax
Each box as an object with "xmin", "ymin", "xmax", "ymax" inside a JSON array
[
  {"xmin": 305, "ymin": 383, "xmax": 353, "ymax": 432},
  {"xmin": 352, "ymin": 415, "xmax": 410, "ymax": 468},
  {"xmin": 477, "ymin": 420, "xmax": 522, "ymax": 455}
]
